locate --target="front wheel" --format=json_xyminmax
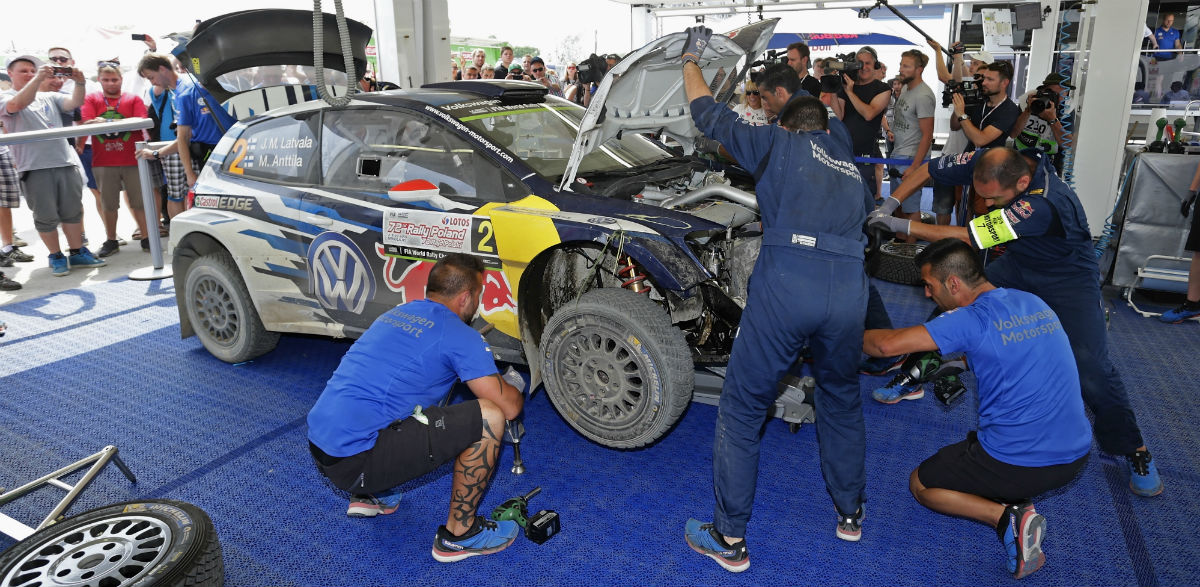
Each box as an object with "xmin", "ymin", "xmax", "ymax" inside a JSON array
[
  {"xmin": 183, "ymin": 253, "xmax": 279, "ymax": 363},
  {"xmin": 539, "ymin": 288, "xmax": 693, "ymax": 449}
]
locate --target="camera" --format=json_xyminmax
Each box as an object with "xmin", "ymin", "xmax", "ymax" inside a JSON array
[
  {"xmin": 750, "ymin": 49, "xmax": 787, "ymax": 70},
  {"xmin": 822, "ymin": 52, "xmax": 864, "ymax": 77},
  {"xmin": 131, "ymin": 34, "xmax": 147, "ymax": 41},
  {"xmin": 52, "ymin": 66, "xmax": 73, "ymax": 77},
  {"xmin": 941, "ymin": 78, "xmax": 985, "ymax": 107},
  {"xmin": 576, "ymin": 53, "xmax": 607, "ymax": 86},
  {"xmin": 1028, "ymin": 86, "xmax": 1060, "ymax": 116}
]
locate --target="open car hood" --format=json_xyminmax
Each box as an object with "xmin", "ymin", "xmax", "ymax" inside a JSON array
[
  {"xmin": 172, "ymin": 8, "xmax": 372, "ymax": 104},
  {"xmin": 559, "ymin": 19, "xmax": 778, "ymax": 190}
]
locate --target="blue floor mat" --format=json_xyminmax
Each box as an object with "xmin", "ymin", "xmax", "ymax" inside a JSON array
[{"xmin": 1, "ymin": 276, "xmax": 1198, "ymax": 585}]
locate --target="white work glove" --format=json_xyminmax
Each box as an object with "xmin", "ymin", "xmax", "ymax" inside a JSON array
[
  {"xmin": 502, "ymin": 366, "xmax": 528, "ymax": 395},
  {"xmin": 876, "ymin": 196, "xmax": 902, "ymax": 216}
]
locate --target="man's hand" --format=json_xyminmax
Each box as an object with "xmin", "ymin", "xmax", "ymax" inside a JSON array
[
  {"xmin": 876, "ymin": 196, "xmax": 902, "ymax": 216},
  {"xmin": 842, "ymin": 73, "xmax": 856, "ymax": 92},
  {"xmin": 951, "ymin": 93, "xmax": 966, "ymax": 118},
  {"xmin": 1036, "ymin": 102, "xmax": 1057, "ymax": 122},
  {"xmin": 682, "ymin": 26, "xmax": 712, "ymax": 65},
  {"xmin": 141, "ymin": 35, "xmax": 158, "ymax": 52},
  {"xmin": 867, "ymin": 214, "xmax": 911, "ymax": 235},
  {"xmin": 1183, "ymin": 190, "xmax": 1197, "ymax": 218},
  {"xmin": 928, "ymin": 38, "xmax": 942, "ymax": 53},
  {"xmin": 502, "ymin": 366, "xmax": 528, "ymax": 396}
]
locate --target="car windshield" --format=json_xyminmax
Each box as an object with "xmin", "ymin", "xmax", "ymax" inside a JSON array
[
  {"xmin": 214, "ymin": 65, "xmax": 347, "ymax": 93},
  {"xmin": 457, "ymin": 98, "xmax": 670, "ymax": 182}
]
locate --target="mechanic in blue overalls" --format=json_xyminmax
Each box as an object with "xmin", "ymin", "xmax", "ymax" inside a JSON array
[
  {"xmin": 873, "ymin": 147, "xmax": 1164, "ymax": 498},
  {"xmin": 678, "ymin": 27, "xmax": 871, "ymax": 573}
]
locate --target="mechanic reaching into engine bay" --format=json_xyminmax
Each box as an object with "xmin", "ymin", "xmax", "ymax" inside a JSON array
[
  {"xmin": 863, "ymin": 238, "xmax": 1091, "ymax": 580},
  {"xmin": 871, "ymin": 147, "xmax": 1165, "ymax": 498},
  {"xmin": 306, "ymin": 253, "xmax": 527, "ymax": 563},
  {"xmin": 677, "ymin": 26, "xmax": 872, "ymax": 573}
]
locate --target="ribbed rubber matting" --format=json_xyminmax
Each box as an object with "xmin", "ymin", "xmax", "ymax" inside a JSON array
[{"xmin": 1, "ymin": 277, "xmax": 1196, "ymax": 585}]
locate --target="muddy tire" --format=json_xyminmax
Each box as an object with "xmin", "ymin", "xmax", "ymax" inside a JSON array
[{"xmin": 183, "ymin": 253, "xmax": 279, "ymax": 363}]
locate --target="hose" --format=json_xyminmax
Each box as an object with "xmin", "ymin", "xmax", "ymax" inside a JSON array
[
  {"xmin": 1094, "ymin": 154, "xmax": 1138, "ymax": 259},
  {"xmin": 313, "ymin": 0, "xmax": 357, "ymax": 107},
  {"xmin": 1056, "ymin": 3, "xmax": 1083, "ymax": 190}
]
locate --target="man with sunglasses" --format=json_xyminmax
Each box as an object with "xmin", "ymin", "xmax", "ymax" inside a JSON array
[{"xmin": 527, "ymin": 57, "xmax": 560, "ymax": 97}]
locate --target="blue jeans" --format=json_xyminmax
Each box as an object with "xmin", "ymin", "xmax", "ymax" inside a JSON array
[
  {"xmin": 713, "ymin": 247, "xmax": 868, "ymax": 537},
  {"xmin": 986, "ymin": 259, "xmax": 1144, "ymax": 455}
]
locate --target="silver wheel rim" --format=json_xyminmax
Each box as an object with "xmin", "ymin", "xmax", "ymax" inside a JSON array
[
  {"xmin": 3, "ymin": 515, "xmax": 173, "ymax": 587},
  {"xmin": 550, "ymin": 323, "xmax": 652, "ymax": 430},
  {"xmin": 879, "ymin": 241, "xmax": 925, "ymax": 258},
  {"xmin": 192, "ymin": 273, "xmax": 239, "ymax": 346}
]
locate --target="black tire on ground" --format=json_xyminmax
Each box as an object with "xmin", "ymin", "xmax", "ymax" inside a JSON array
[
  {"xmin": 867, "ymin": 240, "xmax": 927, "ymax": 286},
  {"xmin": 0, "ymin": 499, "xmax": 223, "ymax": 587},
  {"xmin": 539, "ymin": 288, "xmax": 694, "ymax": 449},
  {"xmin": 183, "ymin": 253, "xmax": 279, "ymax": 363}
]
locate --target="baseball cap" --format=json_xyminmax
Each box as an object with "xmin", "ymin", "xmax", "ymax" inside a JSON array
[
  {"xmin": 1041, "ymin": 72, "xmax": 1075, "ymax": 88},
  {"xmin": 509, "ymin": 64, "xmax": 523, "ymax": 73},
  {"xmin": 966, "ymin": 50, "xmax": 993, "ymax": 65},
  {"xmin": 5, "ymin": 54, "xmax": 44, "ymax": 70}
]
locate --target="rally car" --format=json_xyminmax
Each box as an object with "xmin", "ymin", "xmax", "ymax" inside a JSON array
[{"xmin": 170, "ymin": 10, "xmax": 782, "ymax": 448}]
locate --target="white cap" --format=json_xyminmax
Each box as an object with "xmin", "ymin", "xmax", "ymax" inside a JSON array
[
  {"xmin": 5, "ymin": 54, "xmax": 44, "ymax": 70},
  {"xmin": 966, "ymin": 50, "xmax": 994, "ymax": 65}
]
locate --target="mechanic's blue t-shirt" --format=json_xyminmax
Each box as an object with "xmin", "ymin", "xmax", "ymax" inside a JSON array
[
  {"xmin": 1155, "ymin": 26, "xmax": 1181, "ymax": 60},
  {"xmin": 174, "ymin": 77, "xmax": 235, "ymax": 145},
  {"xmin": 307, "ymin": 299, "xmax": 498, "ymax": 457},
  {"xmin": 925, "ymin": 288, "xmax": 1091, "ymax": 467}
]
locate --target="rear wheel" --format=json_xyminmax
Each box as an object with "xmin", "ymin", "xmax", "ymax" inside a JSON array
[
  {"xmin": 183, "ymin": 253, "xmax": 279, "ymax": 363},
  {"xmin": 539, "ymin": 288, "xmax": 693, "ymax": 449}
]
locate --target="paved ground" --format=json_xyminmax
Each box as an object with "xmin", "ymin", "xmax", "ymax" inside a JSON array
[{"xmin": 1, "ymin": 189, "xmax": 171, "ymax": 306}]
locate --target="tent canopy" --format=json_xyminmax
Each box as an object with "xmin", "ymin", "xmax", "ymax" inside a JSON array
[{"xmin": 767, "ymin": 32, "xmax": 917, "ymax": 51}]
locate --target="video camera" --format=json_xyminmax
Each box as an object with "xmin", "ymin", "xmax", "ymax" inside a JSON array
[
  {"xmin": 576, "ymin": 53, "xmax": 608, "ymax": 86},
  {"xmin": 816, "ymin": 52, "xmax": 863, "ymax": 94},
  {"xmin": 748, "ymin": 49, "xmax": 788, "ymax": 85},
  {"xmin": 1028, "ymin": 85, "xmax": 1060, "ymax": 116},
  {"xmin": 941, "ymin": 78, "xmax": 985, "ymax": 108}
]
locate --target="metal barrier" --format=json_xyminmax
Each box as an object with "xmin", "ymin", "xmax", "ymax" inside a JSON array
[{"xmin": 0, "ymin": 446, "xmax": 137, "ymax": 541}]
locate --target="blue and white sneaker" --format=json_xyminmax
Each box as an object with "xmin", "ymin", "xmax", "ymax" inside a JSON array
[
  {"xmin": 49, "ymin": 252, "xmax": 69, "ymax": 277},
  {"xmin": 872, "ymin": 372, "xmax": 924, "ymax": 404},
  {"xmin": 1128, "ymin": 450, "xmax": 1164, "ymax": 497},
  {"xmin": 347, "ymin": 487, "xmax": 403, "ymax": 517},
  {"xmin": 67, "ymin": 247, "xmax": 107, "ymax": 269},
  {"xmin": 1159, "ymin": 303, "xmax": 1200, "ymax": 323},
  {"xmin": 684, "ymin": 518, "xmax": 749, "ymax": 572},
  {"xmin": 432, "ymin": 516, "xmax": 520, "ymax": 562},
  {"xmin": 999, "ymin": 502, "xmax": 1046, "ymax": 579}
]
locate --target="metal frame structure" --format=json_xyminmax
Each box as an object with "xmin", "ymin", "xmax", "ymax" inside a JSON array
[{"xmin": 0, "ymin": 446, "xmax": 137, "ymax": 541}]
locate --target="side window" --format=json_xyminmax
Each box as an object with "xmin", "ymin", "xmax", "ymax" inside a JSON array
[
  {"xmin": 320, "ymin": 108, "xmax": 522, "ymax": 203},
  {"xmin": 223, "ymin": 113, "xmax": 319, "ymax": 184}
]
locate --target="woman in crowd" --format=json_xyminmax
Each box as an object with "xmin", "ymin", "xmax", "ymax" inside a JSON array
[{"xmin": 731, "ymin": 79, "xmax": 767, "ymax": 125}]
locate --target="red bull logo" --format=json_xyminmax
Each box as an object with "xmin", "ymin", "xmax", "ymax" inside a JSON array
[{"xmin": 374, "ymin": 244, "xmax": 516, "ymax": 314}]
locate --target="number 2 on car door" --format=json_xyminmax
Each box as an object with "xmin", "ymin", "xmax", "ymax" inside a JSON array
[{"xmin": 473, "ymin": 219, "xmax": 496, "ymax": 254}]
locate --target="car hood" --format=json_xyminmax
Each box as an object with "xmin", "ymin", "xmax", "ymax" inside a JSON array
[
  {"xmin": 559, "ymin": 18, "xmax": 778, "ymax": 190},
  {"xmin": 171, "ymin": 8, "xmax": 372, "ymax": 104}
]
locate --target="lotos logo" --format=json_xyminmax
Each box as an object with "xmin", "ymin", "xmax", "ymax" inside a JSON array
[
  {"xmin": 308, "ymin": 232, "xmax": 376, "ymax": 314},
  {"xmin": 441, "ymin": 215, "xmax": 471, "ymax": 227}
]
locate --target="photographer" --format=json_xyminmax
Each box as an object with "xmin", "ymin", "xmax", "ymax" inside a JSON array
[
  {"xmin": 1011, "ymin": 73, "xmax": 1072, "ymax": 172},
  {"xmin": 833, "ymin": 47, "xmax": 892, "ymax": 200},
  {"xmin": 951, "ymin": 60, "xmax": 1019, "ymax": 153}
]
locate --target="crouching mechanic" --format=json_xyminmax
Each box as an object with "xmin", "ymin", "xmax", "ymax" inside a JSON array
[
  {"xmin": 307, "ymin": 253, "xmax": 526, "ymax": 562},
  {"xmin": 678, "ymin": 27, "xmax": 871, "ymax": 573},
  {"xmin": 863, "ymin": 238, "xmax": 1090, "ymax": 579},
  {"xmin": 871, "ymin": 147, "xmax": 1164, "ymax": 497}
]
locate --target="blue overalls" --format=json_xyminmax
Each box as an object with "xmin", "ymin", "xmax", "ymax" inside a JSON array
[
  {"xmin": 691, "ymin": 96, "xmax": 870, "ymax": 536},
  {"xmin": 930, "ymin": 150, "xmax": 1144, "ymax": 455}
]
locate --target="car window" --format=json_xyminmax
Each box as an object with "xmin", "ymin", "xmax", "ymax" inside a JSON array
[
  {"xmin": 458, "ymin": 99, "xmax": 670, "ymax": 183},
  {"xmin": 214, "ymin": 65, "xmax": 346, "ymax": 93},
  {"xmin": 320, "ymin": 108, "xmax": 517, "ymax": 203},
  {"xmin": 222, "ymin": 113, "xmax": 320, "ymax": 184}
]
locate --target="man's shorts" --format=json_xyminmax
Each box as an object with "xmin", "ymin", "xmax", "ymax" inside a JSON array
[
  {"xmin": 80, "ymin": 145, "xmax": 97, "ymax": 190},
  {"xmin": 1187, "ymin": 203, "xmax": 1200, "ymax": 252},
  {"xmin": 95, "ymin": 166, "xmax": 144, "ymax": 211},
  {"xmin": 20, "ymin": 166, "xmax": 84, "ymax": 233},
  {"xmin": 917, "ymin": 431, "xmax": 1088, "ymax": 504},
  {"xmin": 160, "ymin": 154, "xmax": 189, "ymax": 202},
  {"xmin": 0, "ymin": 150, "xmax": 20, "ymax": 208},
  {"xmin": 932, "ymin": 181, "xmax": 958, "ymax": 216},
  {"xmin": 310, "ymin": 400, "xmax": 483, "ymax": 495}
]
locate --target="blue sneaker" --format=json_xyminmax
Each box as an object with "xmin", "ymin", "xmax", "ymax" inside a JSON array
[
  {"xmin": 1128, "ymin": 450, "xmax": 1164, "ymax": 497},
  {"xmin": 49, "ymin": 252, "xmax": 69, "ymax": 277},
  {"xmin": 872, "ymin": 372, "xmax": 924, "ymax": 404},
  {"xmin": 67, "ymin": 247, "xmax": 107, "ymax": 269},
  {"xmin": 432, "ymin": 516, "xmax": 519, "ymax": 562},
  {"xmin": 684, "ymin": 519, "xmax": 749, "ymax": 572},
  {"xmin": 347, "ymin": 487, "xmax": 403, "ymax": 517},
  {"xmin": 1159, "ymin": 303, "xmax": 1200, "ymax": 323},
  {"xmin": 999, "ymin": 503, "xmax": 1046, "ymax": 579}
]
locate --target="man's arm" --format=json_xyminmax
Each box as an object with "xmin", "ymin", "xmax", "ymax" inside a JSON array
[
  {"xmin": 682, "ymin": 61, "xmax": 711, "ymax": 102},
  {"xmin": 464, "ymin": 373, "xmax": 524, "ymax": 421},
  {"xmin": 955, "ymin": 96, "xmax": 1004, "ymax": 147},
  {"xmin": 832, "ymin": 95, "xmax": 846, "ymax": 119},
  {"xmin": 929, "ymin": 39, "xmax": 953, "ymax": 84},
  {"xmin": 842, "ymin": 78, "xmax": 890, "ymax": 121},
  {"xmin": 61, "ymin": 69, "xmax": 87, "ymax": 112},
  {"xmin": 906, "ymin": 116, "xmax": 935, "ymax": 179},
  {"xmin": 863, "ymin": 325, "xmax": 939, "ymax": 358},
  {"xmin": 888, "ymin": 161, "xmax": 931, "ymax": 203},
  {"xmin": 176, "ymin": 125, "xmax": 197, "ymax": 185}
]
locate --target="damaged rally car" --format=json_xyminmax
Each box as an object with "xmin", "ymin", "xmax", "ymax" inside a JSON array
[{"xmin": 171, "ymin": 12, "xmax": 791, "ymax": 448}]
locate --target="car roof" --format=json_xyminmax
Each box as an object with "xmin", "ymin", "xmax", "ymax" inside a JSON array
[{"xmin": 254, "ymin": 80, "xmax": 555, "ymax": 118}]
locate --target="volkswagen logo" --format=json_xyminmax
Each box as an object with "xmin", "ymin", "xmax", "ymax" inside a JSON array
[{"xmin": 307, "ymin": 232, "xmax": 376, "ymax": 314}]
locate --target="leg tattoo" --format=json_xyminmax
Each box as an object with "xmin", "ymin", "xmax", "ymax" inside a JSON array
[{"xmin": 448, "ymin": 418, "xmax": 502, "ymax": 532}]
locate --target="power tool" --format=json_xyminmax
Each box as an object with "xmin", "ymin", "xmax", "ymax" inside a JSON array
[
  {"xmin": 490, "ymin": 487, "xmax": 560, "ymax": 544},
  {"xmin": 1148, "ymin": 117, "xmax": 1167, "ymax": 153}
]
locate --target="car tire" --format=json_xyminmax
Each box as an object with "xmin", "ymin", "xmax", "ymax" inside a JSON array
[
  {"xmin": 867, "ymin": 240, "xmax": 927, "ymax": 286},
  {"xmin": 0, "ymin": 499, "xmax": 223, "ymax": 587},
  {"xmin": 183, "ymin": 253, "xmax": 279, "ymax": 363},
  {"xmin": 539, "ymin": 288, "xmax": 693, "ymax": 449}
]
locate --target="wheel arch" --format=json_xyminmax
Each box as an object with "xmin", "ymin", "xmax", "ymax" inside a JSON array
[{"xmin": 172, "ymin": 230, "xmax": 238, "ymax": 339}]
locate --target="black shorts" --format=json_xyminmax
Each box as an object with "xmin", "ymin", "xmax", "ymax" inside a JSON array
[
  {"xmin": 917, "ymin": 431, "xmax": 1088, "ymax": 503},
  {"xmin": 310, "ymin": 400, "xmax": 482, "ymax": 495},
  {"xmin": 1186, "ymin": 203, "xmax": 1200, "ymax": 252}
]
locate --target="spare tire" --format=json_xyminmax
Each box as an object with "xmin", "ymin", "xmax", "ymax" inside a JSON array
[
  {"xmin": 867, "ymin": 240, "xmax": 927, "ymax": 286},
  {"xmin": 0, "ymin": 500, "xmax": 223, "ymax": 587}
]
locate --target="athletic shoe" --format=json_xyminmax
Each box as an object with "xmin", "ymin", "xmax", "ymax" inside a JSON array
[
  {"xmin": 97, "ymin": 239, "xmax": 121, "ymax": 258},
  {"xmin": 67, "ymin": 247, "xmax": 107, "ymax": 269},
  {"xmin": 1128, "ymin": 450, "xmax": 1164, "ymax": 497},
  {"xmin": 684, "ymin": 518, "xmax": 749, "ymax": 573},
  {"xmin": 999, "ymin": 502, "xmax": 1046, "ymax": 579},
  {"xmin": 0, "ymin": 247, "xmax": 33, "ymax": 263},
  {"xmin": 431, "ymin": 516, "xmax": 519, "ymax": 562},
  {"xmin": 1159, "ymin": 304, "xmax": 1200, "ymax": 323},
  {"xmin": 141, "ymin": 238, "xmax": 151, "ymax": 252},
  {"xmin": 49, "ymin": 252, "xmax": 69, "ymax": 277},
  {"xmin": 0, "ymin": 272, "xmax": 20, "ymax": 291},
  {"xmin": 872, "ymin": 372, "xmax": 924, "ymax": 404},
  {"xmin": 346, "ymin": 487, "xmax": 403, "ymax": 517},
  {"xmin": 0, "ymin": 254, "xmax": 9, "ymax": 268},
  {"xmin": 836, "ymin": 505, "xmax": 865, "ymax": 542},
  {"xmin": 859, "ymin": 353, "xmax": 906, "ymax": 376},
  {"xmin": 12, "ymin": 234, "xmax": 27, "ymax": 247}
]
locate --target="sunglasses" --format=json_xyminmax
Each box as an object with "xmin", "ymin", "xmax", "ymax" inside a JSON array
[
  {"xmin": 48, "ymin": 56, "xmax": 71, "ymax": 63},
  {"xmin": 568, "ymin": 66, "xmax": 577, "ymax": 69},
  {"xmin": 97, "ymin": 61, "xmax": 120, "ymax": 68},
  {"xmin": 746, "ymin": 90, "xmax": 760, "ymax": 96},
  {"xmin": 531, "ymin": 67, "xmax": 544, "ymax": 73}
]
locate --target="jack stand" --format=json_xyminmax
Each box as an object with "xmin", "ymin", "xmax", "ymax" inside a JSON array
[
  {"xmin": 0, "ymin": 446, "xmax": 137, "ymax": 541},
  {"xmin": 507, "ymin": 420, "xmax": 526, "ymax": 475}
]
